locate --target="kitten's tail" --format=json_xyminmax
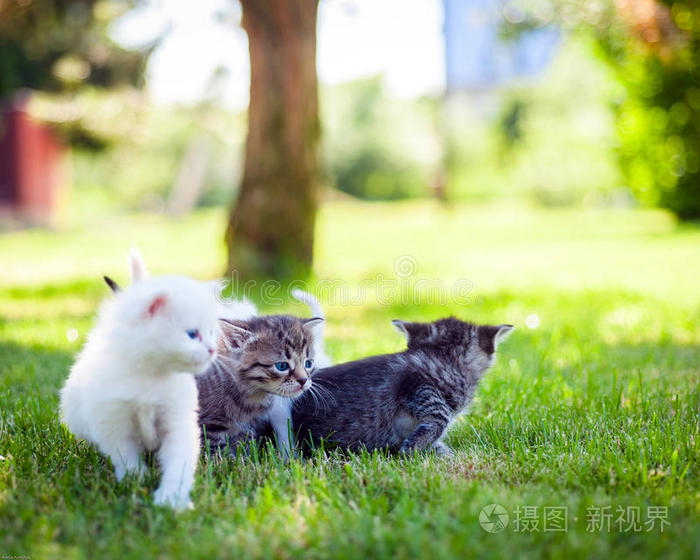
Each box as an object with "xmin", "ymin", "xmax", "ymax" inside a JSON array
[
  {"xmin": 218, "ymin": 297, "xmax": 258, "ymax": 321},
  {"xmin": 291, "ymin": 289, "xmax": 324, "ymax": 321},
  {"xmin": 292, "ymin": 289, "xmax": 332, "ymax": 367}
]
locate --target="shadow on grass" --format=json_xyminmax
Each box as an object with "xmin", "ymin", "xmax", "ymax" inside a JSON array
[{"xmin": 0, "ymin": 339, "xmax": 73, "ymax": 397}]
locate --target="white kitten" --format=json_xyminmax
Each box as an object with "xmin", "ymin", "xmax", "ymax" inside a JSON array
[{"xmin": 60, "ymin": 249, "xmax": 220, "ymax": 510}]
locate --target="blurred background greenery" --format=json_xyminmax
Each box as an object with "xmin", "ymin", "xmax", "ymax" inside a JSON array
[{"xmin": 1, "ymin": 0, "xmax": 698, "ymax": 227}]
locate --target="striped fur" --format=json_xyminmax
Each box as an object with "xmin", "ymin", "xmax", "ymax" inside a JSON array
[
  {"xmin": 196, "ymin": 315, "xmax": 321, "ymax": 454},
  {"xmin": 292, "ymin": 317, "xmax": 513, "ymax": 456}
]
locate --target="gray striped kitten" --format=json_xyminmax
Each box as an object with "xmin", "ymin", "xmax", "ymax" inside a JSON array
[
  {"xmin": 197, "ymin": 314, "xmax": 322, "ymax": 456},
  {"xmin": 292, "ymin": 317, "xmax": 513, "ymax": 456}
]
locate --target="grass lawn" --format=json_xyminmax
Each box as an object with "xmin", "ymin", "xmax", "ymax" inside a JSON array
[{"xmin": 1, "ymin": 201, "xmax": 698, "ymax": 559}]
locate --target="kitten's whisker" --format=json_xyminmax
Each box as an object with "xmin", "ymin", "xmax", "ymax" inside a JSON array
[
  {"xmin": 315, "ymin": 386, "xmax": 333, "ymax": 412},
  {"xmin": 307, "ymin": 385, "xmax": 322, "ymax": 415},
  {"xmin": 308, "ymin": 384, "xmax": 334, "ymax": 413},
  {"xmin": 313, "ymin": 383, "xmax": 336, "ymax": 409}
]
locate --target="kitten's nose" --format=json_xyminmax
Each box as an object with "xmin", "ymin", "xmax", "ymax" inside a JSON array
[
  {"xmin": 207, "ymin": 347, "xmax": 215, "ymax": 356},
  {"xmin": 296, "ymin": 377, "xmax": 307, "ymax": 387}
]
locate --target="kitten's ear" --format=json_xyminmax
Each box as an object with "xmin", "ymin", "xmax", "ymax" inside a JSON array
[
  {"xmin": 146, "ymin": 294, "xmax": 168, "ymax": 317},
  {"xmin": 392, "ymin": 319, "xmax": 425, "ymax": 343},
  {"xmin": 103, "ymin": 275, "xmax": 121, "ymax": 293},
  {"xmin": 477, "ymin": 324, "xmax": 514, "ymax": 354},
  {"xmin": 391, "ymin": 319, "xmax": 410, "ymax": 339},
  {"xmin": 302, "ymin": 317, "xmax": 324, "ymax": 330},
  {"xmin": 218, "ymin": 319, "xmax": 256, "ymax": 350},
  {"xmin": 129, "ymin": 248, "xmax": 149, "ymax": 283}
]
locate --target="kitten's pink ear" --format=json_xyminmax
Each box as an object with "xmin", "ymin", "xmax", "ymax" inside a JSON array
[
  {"xmin": 129, "ymin": 248, "xmax": 149, "ymax": 283},
  {"xmin": 146, "ymin": 294, "xmax": 168, "ymax": 317},
  {"xmin": 218, "ymin": 319, "xmax": 256, "ymax": 350}
]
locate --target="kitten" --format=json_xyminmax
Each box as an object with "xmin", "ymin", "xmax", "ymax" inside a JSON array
[
  {"xmin": 196, "ymin": 309, "xmax": 324, "ymax": 457},
  {"xmin": 104, "ymin": 276, "xmax": 259, "ymax": 322},
  {"xmin": 60, "ymin": 249, "xmax": 220, "ymax": 510},
  {"xmin": 292, "ymin": 317, "xmax": 513, "ymax": 456},
  {"xmin": 290, "ymin": 289, "xmax": 332, "ymax": 369},
  {"xmin": 102, "ymin": 279, "xmax": 328, "ymax": 457}
]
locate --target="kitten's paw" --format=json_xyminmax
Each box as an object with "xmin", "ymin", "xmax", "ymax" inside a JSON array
[
  {"xmin": 398, "ymin": 444, "xmax": 417, "ymax": 457},
  {"xmin": 125, "ymin": 463, "xmax": 147, "ymax": 478},
  {"xmin": 153, "ymin": 487, "xmax": 193, "ymax": 511},
  {"xmin": 113, "ymin": 458, "xmax": 144, "ymax": 481},
  {"xmin": 431, "ymin": 441, "xmax": 454, "ymax": 458},
  {"xmin": 277, "ymin": 445, "xmax": 297, "ymax": 462},
  {"xmin": 115, "ymin": 465, "xmax": 146, "ymax": 482},
  {"xmin": 114, "ymin": 467, "xmax": 127, "ymax": 482}
]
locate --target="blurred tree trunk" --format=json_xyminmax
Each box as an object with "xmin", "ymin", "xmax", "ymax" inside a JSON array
[{"xmin": 226, "ymin": 0, "xmax": 320, "ymax": 280}]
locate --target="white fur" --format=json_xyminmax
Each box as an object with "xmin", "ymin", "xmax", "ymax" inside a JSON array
[
  {"xmin": 265, "ymin": 290, "xmax": 332, "ymax": 456},
  {"xmin": 129, "ymin": 247, "xmax": 149, "ymax": 283},
  {"xmin": 218, "ymin": 296, "xmax": 258, "ymax": 323},
  {"xmin": 267, "ymin": 395, "xmax": 295, "ymax": 458},
  {"xmin": 60, "ymin": 251, "xmax": 220, "ymax": 510},
  {"xmin": 291, "ymin": 289, "xmax": 332, "ymax": 368}
]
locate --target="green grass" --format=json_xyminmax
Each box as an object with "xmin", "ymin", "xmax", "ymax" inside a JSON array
[{"xmin": 1, "ymin": 201, "xmax": 698, "ymax": 559}]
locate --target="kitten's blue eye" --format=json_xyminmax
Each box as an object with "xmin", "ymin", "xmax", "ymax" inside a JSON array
[
  {"xmin": 304, "ymin": 359, "xmax": 314, "ymax": 369},
  {"xmin": 186, "ymin": 329, "xmax": 199, "ymax": 340},
  {"xmin": 274, "ymin": 362, "xmax": 289, "ymax": 372}
]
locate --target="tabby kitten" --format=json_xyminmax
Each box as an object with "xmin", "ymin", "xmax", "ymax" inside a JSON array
[
  {"xmin": 197, "ymin": 314, "xmax": 322, "ymax": 456},
  {"xmin": 292, "ymin": 317, "xmax": 513, "ymax": 456}
]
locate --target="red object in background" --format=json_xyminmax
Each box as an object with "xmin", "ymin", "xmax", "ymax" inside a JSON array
[{"xmin": 0, "ymin": 94, "xmax": 65, "ymax": 226}]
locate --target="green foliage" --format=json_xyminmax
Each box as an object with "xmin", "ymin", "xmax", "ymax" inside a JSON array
[
  {"xmin": 594, "ymin": 1, "xmax": 700, "ymax": 218},
  {"xmin": 445, "ymin": 37, "xmax": 624, "ymax": 206},
  {"xmin": 61, "ymin": 43, "xmax": 626, "ymax": 216},
  {"xmin": 509, "ymin": 0, "xmax": 700, "ymax": 218},
  {"xmin": 63, "ymin": 100, "xmax": 245, "ymax": 217},
  {"xmin": 0, "ymin": 0, "xmax": 150, "ymax": 149},
  {"xmin": 322, "ymin": 76, "xmax": 439, "ymax": 200},
  {"xmin": 28, "ymin": 87, "xmax": 146, "ymax": 150},
  {"xmin": 320, "ymin": 64, "xmax": 622, "ymax": 206},
  {"xmin": 0, "ymin": 203, "xmax": 699, "ymax": 557},
  {"xmin": 0, "ymin": 0, "xmax": 146, "ymax": 98}
]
